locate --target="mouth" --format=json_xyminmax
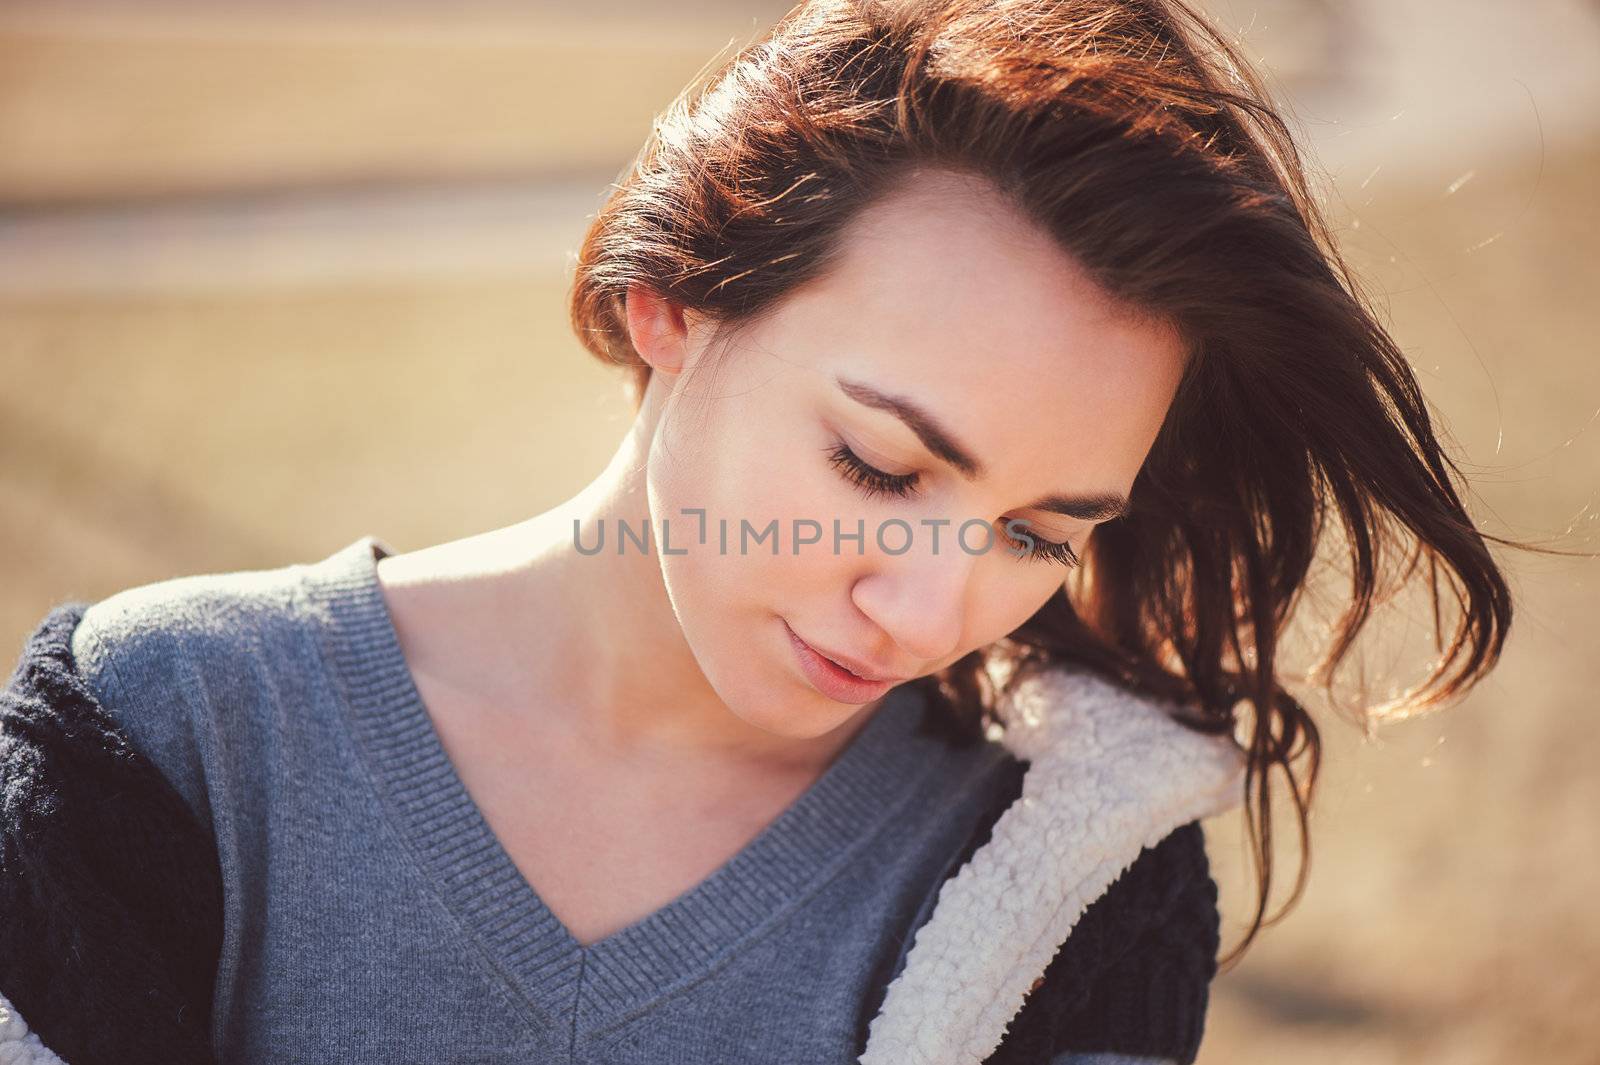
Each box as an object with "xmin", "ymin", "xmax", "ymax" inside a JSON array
[{"xmin": 782, "ymin": 619, "xmax": 902, "ymax": 706}]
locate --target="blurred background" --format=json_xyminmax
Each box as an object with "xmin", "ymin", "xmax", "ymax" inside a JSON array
[{"xmin": 2, "ymin": 1, "xmax": 1596, "ymax": 1061}]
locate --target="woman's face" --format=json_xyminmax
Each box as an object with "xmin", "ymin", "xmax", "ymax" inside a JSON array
[{"xmin": 634, "ymin": 168, "xmax": 1188, "ymax": 741}]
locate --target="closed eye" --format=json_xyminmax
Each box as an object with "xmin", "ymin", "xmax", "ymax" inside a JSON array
[
  {"xmin": 824, "ymin": 441, "xmax": 1080, "ymax": 567},
  {"xmin": 824, "ymin": 440, "xmax": 919, "ymax": 500}
]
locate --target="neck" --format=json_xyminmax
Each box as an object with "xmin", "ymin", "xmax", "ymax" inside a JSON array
[{"xmin": 393, "ymin": 378, "xmax": 878, "ymax": 778}]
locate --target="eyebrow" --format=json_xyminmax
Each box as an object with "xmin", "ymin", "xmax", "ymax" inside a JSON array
[{"xmin": 835, "ymin": 375, "xmax": 1131, "ymax": 522}]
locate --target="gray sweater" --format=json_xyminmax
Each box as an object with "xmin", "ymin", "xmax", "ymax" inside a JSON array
[{"xmin": 17, "ymin": 534, "xmax": 1241, "ymax": 1063}]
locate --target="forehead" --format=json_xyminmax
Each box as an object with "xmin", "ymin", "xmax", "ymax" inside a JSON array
[{"xmin": 768, "ymin": 168, "xmax": 1189, "ymax": 487}]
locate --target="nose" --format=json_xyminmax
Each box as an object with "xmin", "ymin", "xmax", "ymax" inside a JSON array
[{"xmin": 848, "ymin": 525, "xmax": 977, "ymax": 664}]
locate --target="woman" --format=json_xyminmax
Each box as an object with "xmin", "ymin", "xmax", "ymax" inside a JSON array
[{"xmin": 0, "ymin": 0, "xmax": 1518, "ymax": 1062}]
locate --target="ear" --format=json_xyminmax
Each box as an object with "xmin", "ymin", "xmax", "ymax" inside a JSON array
[{"xmin": 624, "ymin": 283, "xmax": 702, "ymax": 377}]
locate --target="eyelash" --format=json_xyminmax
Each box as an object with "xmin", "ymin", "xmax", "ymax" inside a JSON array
[{"xmin": 822, "ymin": 440, "xmax": 1081, "ymax": 568}]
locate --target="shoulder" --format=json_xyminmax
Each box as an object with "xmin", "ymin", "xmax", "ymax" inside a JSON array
[
  {"xmin": 988, "ymin": 820, "xmax": 1220, "ymax": 1065},
  {"xmin": 1, "ymin": 602, "xmax": 223, "ymax": 1065},
  {"xmin": 69, "ymin": 556, "xmax": 312, "ymax": 698},
  {"xmin": 67, "ymin": 556, "xmax": 317, "ymax": 825}
]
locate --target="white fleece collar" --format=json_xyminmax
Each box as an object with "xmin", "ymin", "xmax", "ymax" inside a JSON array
[
  {"xmin": 859, "ymin": 664, "xmax": 1248, "ymax": 1065},
  {"xmin": 0, "ymin": 994, "xmax": 66, "ymax": 1065}
]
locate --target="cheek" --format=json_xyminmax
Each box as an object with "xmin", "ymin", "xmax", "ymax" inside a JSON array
[
  {"xmin": 732, "ymin": 438, "xmax": 866, "ymax": 602},
  {"xmin": 649, "ymin": 395, "xmax": 841, "ymax": 603},
  {"xmin": 648, "ymin": 392, "xmax": 767, "ymax": 536},
  {"xmin": 954, "ymin": 559, "xmax": 1071, "ymax": 660}
]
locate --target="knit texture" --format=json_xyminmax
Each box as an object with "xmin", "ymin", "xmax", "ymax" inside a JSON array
[{"xmin": 0, "ymin": 536, "xmax": 1228, "ymax": 1063}]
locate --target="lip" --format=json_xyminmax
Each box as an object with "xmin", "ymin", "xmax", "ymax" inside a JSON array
[
  {"xmin": 783, "ymin": 620, "xmax": 903, "ymax": 705},
  {"xmin": 805, "ymin": 640, "xmax": 907, "ymax": 684}
]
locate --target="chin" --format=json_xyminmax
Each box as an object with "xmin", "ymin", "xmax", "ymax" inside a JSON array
[
  {"xmin": 727, "ymin": 675, "xmax": 859, "ymax": 744},
  {"xmin": 705, "ymin": 616, "xmax": 861, "ymax": 742},
  {"xmin": 733, "ymin": 687, "xmax": 841, "ymax": 739}
]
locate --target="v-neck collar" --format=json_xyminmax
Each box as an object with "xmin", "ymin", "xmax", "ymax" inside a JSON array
[{"xmin": 303, "ymin": 534, "xmax": 948, "ymax": 1033}]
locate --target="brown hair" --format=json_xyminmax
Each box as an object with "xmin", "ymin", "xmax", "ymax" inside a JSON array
[{"xmin": 568, "ymin": 0, "xmax": 1525, "ymax": 967}]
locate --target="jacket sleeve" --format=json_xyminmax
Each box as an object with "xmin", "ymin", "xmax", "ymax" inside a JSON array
[
  {"xmin": 987, "ymin": 820, "xmax": 1222, "ymax": 1065},
  {"xmin": 0, "ymin": 602, "xmax": 224, "ymax": 1065}
]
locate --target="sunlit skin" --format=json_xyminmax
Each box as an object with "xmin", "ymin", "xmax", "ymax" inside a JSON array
[{"xmin": 375, "ymin": 167, "xmax": 1189, "ymax": 793}]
